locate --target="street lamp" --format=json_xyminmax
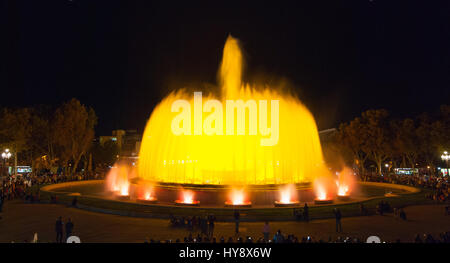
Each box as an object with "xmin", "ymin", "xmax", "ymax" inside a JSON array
[
  {"xmin": 2, "ymin": 149, "xmax": 12, "ymax": 159},
  {"xmin": 2, "ymin": 149, "xmax": 12, "ymax": 176}
]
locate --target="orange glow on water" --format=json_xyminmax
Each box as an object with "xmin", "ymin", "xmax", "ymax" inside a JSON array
[
  {"xmin": 281, "ymin": 191, "xmax": 291, "ymax": 203},
  {"xmin": 336, "ymin": 167, "xmax": 356, "ymax": 196},
  {"xmin": 106, "ymin": 163, "xmax": 130, "ymax": 196},
  {"xmin": 175, "ymin": 190, "xmax": 199, "ymax": 205},
  {"xmin": 119, "ymin": 184, "xmax": 129, "ymax": 196},
  {"xmin": 279, "ymin": 184, "xmax": 297, "ymax": 203},
  {"xmin": 181, "ymin": 190, "xmax": 195, "ymax": 204},
  {"xmin": 229, "ymin": 189, "xmax": 246, "ymax": 205},
  {"xmin": 138, "ymin": 36, "xmax": 331, "ymax": 185},
  {"xmin": 136, "ymin": 182, "xmax": 155, "ymax": 201},
  {"xmin": 225, "ymin": 188, "xmax": 251, "ymax": 206},
  {"xmin": 313, "ymin": 176, "xmax": 335, "ymax": 201},
  {"xmin": 316, "ymin": 184, "xmax": 327, "ymax": 200},
  {"xmin": 336, "ymin": 181, "xmax": 349, "ymax": 196}
]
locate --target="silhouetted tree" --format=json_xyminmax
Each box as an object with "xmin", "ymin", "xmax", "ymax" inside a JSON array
[
  {"xmin": 360, "ymin": 109, "xmax": 392, "ymax": 175},
  {"xmin": 337, "ymin": 117, "xmax": 369, "ymax": 174},
  {"xmin": 390, "ymin": 118, "xmax": 419, "ymax": 168},
  {"xmin": 0, "ymin": 108, "xmax": 32, "ymax": 171},
  {"xmin": 53, "ymin": 99, "xmax": 97, "ymax": 174}
]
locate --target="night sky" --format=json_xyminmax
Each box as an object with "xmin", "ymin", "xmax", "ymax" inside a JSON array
[{"xmin": 2, "ymin": 0, "xmax": 449, "ymax": 135}]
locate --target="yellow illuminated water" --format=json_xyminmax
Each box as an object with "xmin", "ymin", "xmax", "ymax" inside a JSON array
[{"xmin": 138, "ymin": 36, "xmax": 330, "ymax": 185}]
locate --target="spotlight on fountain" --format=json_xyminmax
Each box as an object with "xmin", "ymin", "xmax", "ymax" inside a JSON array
[
  {"xmin": 274, "ymin": 184, "xmax": 300, "ymax": 207},
  {"xmin": 137, "ymin": 191, "xmax": 158, "ymax": 204},
  {"xmin": 175, "ymin": 190, "xmax": 200, "ymax": 206},
  {"xmin": 313, "ymin": 178, "xmax": 334, "ymax": 205},
  {"xmin": 136, "ymin": 183, "xmax": 158, "ymax": 203},
  {"xmin": 336, "ymin": 181, "xmax": 350, "ymax": 201},
  {"xmin": 114, "ymin": 180, "xmax": 130, "ymax": 200},
  {"xmin": 106, "ymin": 162, "xmax": 132, "ymax": 200},
  {"xmin": 116, "ymin": 184, "xmax": 130, "ymax": 200},
  {"xmin": 336, "ymin": 167, "xmax": 355, "ymax": 201},
  {"xmin": 225, "ymin": 189, "xmax": 252, "ymax": 207}
]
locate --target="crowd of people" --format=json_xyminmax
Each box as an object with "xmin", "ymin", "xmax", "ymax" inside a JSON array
[
  {"xmin": 169, "ymin": 207, "xmax": 346, "ymax": 239},
  {"xmin": 0, "ymin": 172, "xmax": 104, "ymax": 202},
  {"xmin": 169, "ymin": 214, "xmax": 217, "ymax": 238},
  {"xmin": 13, "ymin": 220, "xmax": 450, "ymax": 243},
  {"xmin": 362, "ymin": 172, "xmax": 450, "ymax": 202},
  {"xmin": 143, "ymin": 229, "xmax": 450, "ymax": 243},
  {"xmin": 0, "ymin": 171, "xmax": 103, "ymax": 219}
]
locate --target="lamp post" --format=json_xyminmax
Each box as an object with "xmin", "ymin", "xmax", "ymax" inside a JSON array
[
  {"xmin": 1, "ymin": 149, "xmax": 12, "ymax": 176},
  {"xmin": 384, "ymin": 163, "xmax": 391, "ymax": 174},
  {"xmin": 441, "ymin": 151, "xmax": 450, "ymax": 176}
]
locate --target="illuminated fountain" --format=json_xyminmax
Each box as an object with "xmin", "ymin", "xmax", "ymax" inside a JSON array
[
  {"xmin": 138, "ymin": 36, "xmax": 330, "ymax": 188},
  {"xmin": 225, "ymin": 189, "xmax": 252, "ymax": 207},
  {"xmin": 175, "ymin": 190, "xmax": 200, "ymax": 206},
  {"xmin": 335, "ymin": 167, "xmax": 356, "ymax": 201},
  {"xmin": 124, "ymin": 35, "xmax": 335, "ymax": 206},
  {"xmin": 274, "ymin": 184, "xmax": 300, "ymax": 207},
  {"xmin": 313, "ymin": 177, "xmax": 335, "ymax": 205},
  {"xmin": 336, "ymin": 181, "xmax": 349, "ymax": 196},
  {"xmin": 106, "ymin": 163, "xmax": 131, "ymax": 200},
  {"xmin": 136, "ymin": 182, "xmax": 157, "ymax": 203}
]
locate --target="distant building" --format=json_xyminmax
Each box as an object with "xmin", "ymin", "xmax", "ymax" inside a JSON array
[
  {"xmin": 99, "ymin": 129, "xmax": 141, "ymax": 158},
  {"xmin": 318, "ymin": 128, "xmax": 337, "ymax": 143}
]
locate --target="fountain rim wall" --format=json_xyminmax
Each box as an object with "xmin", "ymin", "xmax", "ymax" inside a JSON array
[{"xmin": 39, "ymin": 180, "xmax": 423, "ymax": 222}]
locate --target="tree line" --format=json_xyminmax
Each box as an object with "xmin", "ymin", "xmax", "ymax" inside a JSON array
[
  {"xmin": 1, "ymin": 98, "xmax": 449, "ymax": 176},
  {"xmin": 0, "ymin": 98, "xmax": 118, "ymax": 175},
  {"xmin": 323, "ymin": 105, "xmax": 450, "ymax": 175}
]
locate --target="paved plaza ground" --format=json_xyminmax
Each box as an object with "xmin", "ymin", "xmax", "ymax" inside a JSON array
[{"xmin": 0, "ymin": 201, "xmax": 449, "ymax": 243}]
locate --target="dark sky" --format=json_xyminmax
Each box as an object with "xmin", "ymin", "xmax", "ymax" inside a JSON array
[{"xmin": 2, "ymin": 0, "xmax": 450, "ymax": 135}]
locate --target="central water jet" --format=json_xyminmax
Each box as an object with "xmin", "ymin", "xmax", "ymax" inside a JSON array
[{"xmin": 138, "ymin": 36, "xmax": 330, "ymax": 186}]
